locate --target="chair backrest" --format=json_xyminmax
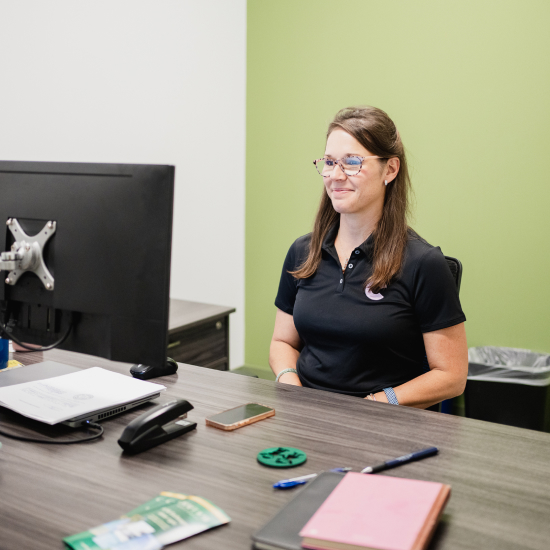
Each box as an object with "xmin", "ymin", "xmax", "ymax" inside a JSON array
[
  {"xmin": 444, "ymin": 256, "xmax": 463, "ymax": 294},
  {"xmin": 427, "ymin": 255, "xmax": 464, "ymax": 414}
]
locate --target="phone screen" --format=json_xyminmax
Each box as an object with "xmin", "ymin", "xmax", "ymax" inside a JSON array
[{"xmin": 208, "ymin": 403, "xmax": 273, "ymax": 425}]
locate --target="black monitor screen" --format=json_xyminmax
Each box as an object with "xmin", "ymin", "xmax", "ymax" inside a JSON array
[{"xmin": 0, "ymin": 160, "xmax": 174, "ymax": 369}]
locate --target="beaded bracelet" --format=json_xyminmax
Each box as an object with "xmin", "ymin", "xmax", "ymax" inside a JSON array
[{"xmin": 275, "ymin": 368, "xmax": 298, "ymax": 382}]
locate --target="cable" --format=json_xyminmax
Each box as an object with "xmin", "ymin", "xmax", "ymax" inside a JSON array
[
  {"xmin": 0, "ymin": 420, "xmax": 103, "ymax": 444},
  {"xmin": 0, "ymin": 317, "xmax": 73, "ymax": 352}
]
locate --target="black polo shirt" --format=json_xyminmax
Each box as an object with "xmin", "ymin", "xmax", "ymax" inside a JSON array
[{"xmin": 275, "ymin": 225, "xmax": 466, "ymax": 397}]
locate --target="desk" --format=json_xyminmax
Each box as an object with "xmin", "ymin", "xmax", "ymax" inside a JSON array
[
  {"xmin": 168, "ymin": 299, "xmax": 235, "ymax": 371},
  {"xmin": 1, "ymin": 350, "xmax": 550, "ymax": 550}
]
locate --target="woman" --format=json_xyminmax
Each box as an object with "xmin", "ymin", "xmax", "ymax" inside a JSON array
[{"xmin": 269, "ymin": 106, "xmax": 467, "ymax": 409}]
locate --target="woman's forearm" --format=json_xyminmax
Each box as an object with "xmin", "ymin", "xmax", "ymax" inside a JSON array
[
  {"xmin": 269, "ymin": 339, "xmax": 302, "ymax": 386},
  {"xmin": 371, "ymin": 367, "xmax": 466, "ymax": 408},
  {"xmin": 370, "ymin": 323, "xmax": 468, "ymax": 408}
]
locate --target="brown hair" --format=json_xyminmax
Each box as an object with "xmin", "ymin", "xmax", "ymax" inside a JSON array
[{"xmin": 291, "ymin": 106, "xmax": 411, "ymax": 293}]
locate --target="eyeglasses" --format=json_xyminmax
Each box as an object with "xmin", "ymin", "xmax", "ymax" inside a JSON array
[{"xmin": 313, "ymin": 155, "xmax": 383, "ymax": 177}]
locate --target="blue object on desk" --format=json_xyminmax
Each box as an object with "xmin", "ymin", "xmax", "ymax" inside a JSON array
[
  {"xmin": 273, "ymin": 467, "xmax": 351, "ymax": 489},
  {"xmin": 0, "ymin": 339, "xmax": 9, "ymax": 370}
]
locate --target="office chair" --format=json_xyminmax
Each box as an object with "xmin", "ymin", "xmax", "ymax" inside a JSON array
[
  {"xmin": 426, "ymin": 256, "xmax": 463, "ymax": 413},
  {"xmin": 444, "ymin": 256, "xmax": 463, "ymax": 294}
]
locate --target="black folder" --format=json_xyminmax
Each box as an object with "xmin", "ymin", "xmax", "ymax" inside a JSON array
[{"xmin": 252, "ymin": 470, "xmax": 346, "ymax": 550}]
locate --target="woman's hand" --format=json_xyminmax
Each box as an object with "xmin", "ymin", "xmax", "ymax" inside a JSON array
[
  {"xmin": 365, "ymin": 392, "xmax": 389, "ymax": 403},
  {"xmin": 269, "ymin": 308, "xmax": 303, "ymax": 387}
]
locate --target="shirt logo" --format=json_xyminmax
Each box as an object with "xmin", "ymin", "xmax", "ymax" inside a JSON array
[{"xmin": 365, "ymin": 284, "xmax": 385, "ymax": 301}]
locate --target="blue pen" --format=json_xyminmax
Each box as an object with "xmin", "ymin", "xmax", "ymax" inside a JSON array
[
  {"xmin": 273, "ymin": 467, "xmax": 352, "ymax": 489},
  {"xmin": 361, "ymin": 446, "xmax": 438, "ymax": 474}
]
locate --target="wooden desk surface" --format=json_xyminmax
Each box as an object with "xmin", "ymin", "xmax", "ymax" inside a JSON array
[{"xmin": 1, "ymin": 350, "xmax": 550, "ymax": 550}]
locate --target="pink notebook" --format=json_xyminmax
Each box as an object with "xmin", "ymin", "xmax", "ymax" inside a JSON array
[{"xmin": 299, "ymin": 472, "xmax": 450, "ymax": 550}]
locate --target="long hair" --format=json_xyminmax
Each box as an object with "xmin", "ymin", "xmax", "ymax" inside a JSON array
[{"xmin": 291, "ymin": 106, "xmax": 411, "ymax": 293}]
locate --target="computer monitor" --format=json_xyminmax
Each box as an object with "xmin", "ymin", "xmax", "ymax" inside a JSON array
[{"xmin": 0, "ymin": 160, "xmax": 174, "ymax": 370}]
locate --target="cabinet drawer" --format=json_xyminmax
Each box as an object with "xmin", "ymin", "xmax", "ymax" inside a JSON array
[{"xmin": 167, "ymin": 318, "xmax": 228, "ymax": 369}]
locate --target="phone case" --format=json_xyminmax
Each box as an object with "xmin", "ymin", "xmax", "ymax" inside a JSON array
[{"xmin": 205, "ymin": 404, "xmax": 275, "ymax": 431}]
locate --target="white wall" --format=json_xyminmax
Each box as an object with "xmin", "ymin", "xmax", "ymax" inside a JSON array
[{"xmin": 0, "ymin": 1, "xmax": 247, "ymax": 368}]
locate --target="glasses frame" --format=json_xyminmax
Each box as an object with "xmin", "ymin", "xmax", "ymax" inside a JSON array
[{"xmin": 313, "ymin": 155, "xmax": 384, "ymax": 177}]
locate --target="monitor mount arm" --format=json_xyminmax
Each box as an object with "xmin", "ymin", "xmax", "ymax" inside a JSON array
[{"xmin": 0, "ymin": 218, "xmax": 56, "ymax": 291}]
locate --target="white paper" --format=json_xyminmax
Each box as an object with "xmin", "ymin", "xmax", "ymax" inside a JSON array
[{"xmin": 0, "ymin": 366, "xmax": 166, "ymax": 424}]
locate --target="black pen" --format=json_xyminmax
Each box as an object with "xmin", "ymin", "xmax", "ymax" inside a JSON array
[{"xmin": 361, "ymin": 446, "xmax": 438, "ymax": 474}]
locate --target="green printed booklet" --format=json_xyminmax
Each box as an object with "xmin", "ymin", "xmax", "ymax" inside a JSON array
[{"xmin": 63, "ymin": 492, "xmax": 230, "ymax": 550}]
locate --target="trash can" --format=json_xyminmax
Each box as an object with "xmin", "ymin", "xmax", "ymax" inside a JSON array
[{"xmin": 465, "ymin": 347, "xmax": 550, "ymax": 432}]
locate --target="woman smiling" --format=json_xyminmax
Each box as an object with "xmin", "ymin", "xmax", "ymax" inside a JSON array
[{"xmin": 269, "ymin": 106, "xmax": 467, "ymax": 409}]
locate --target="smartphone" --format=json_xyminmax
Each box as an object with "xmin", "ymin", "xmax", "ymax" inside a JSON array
[{"xmin": 205, "ymin": 403, "xmax": 275, "ymax": 431}]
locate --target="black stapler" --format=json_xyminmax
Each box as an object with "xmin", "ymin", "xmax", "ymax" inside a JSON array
[{"xmin": 118, "ymin": 398, "xmax": 196, "ymax": 454}]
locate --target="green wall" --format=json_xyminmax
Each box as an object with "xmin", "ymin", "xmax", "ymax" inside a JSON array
[{"xmin": 246, "ymin": 0, "xmax": 550, "ymax": 370}]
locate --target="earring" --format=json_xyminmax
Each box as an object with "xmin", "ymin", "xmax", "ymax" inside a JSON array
[{"xmin": 384, "ymin": 180, "xmax": 388, "ymax": 186}]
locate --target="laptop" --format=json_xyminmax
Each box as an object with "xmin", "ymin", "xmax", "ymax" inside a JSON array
[{"xmin": 0, "ymin": 361, "xmax": 161, "ymax": 427}]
